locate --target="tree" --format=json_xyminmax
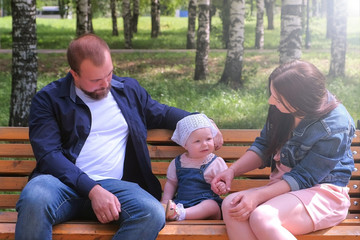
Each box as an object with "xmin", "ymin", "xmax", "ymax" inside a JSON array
[
  {"xmin": 10, "ymin": 0, "xmax": 37, "ymax": 126},
  {"xmin": 110, "ymin": 0, "xmax": 118, "ymax": 36},
  {"xmin": 219, "ymin": 0, "xmax": 245, "ymax": 89},
  {"xmin": 123, "ymin": 0, "xmax": 132, "ymax": 48},
  {"xmin": 194, "ymin": 0, "xmax": 210, "ymax": 80},
  {"xmin": 219, "ymin": 0, "xmax": 231, "ymax": 48},
  {"xmin": 255, "ymin": 0, "xmax": 264, "ymax": 49},
  {"xmin": 305, "ymin": 0, "xmax": 311, "ymax": 49},
  {"xmin": 151, "ymin": 0, "xmax": 160, "ymax": 38},
  {"xmin": 279, "ymin": 0, "xmax": 302, "ymax": 64},
  {"xmin": 76, "ymin": 0, "xmax": 93, "ymax": 36},
  {"xmin": 58, "ymin": 0, "xmax": 68, "ymax": 19},
  {"xmin": 329, "ymin": 0, "xmax": 347, "ymax": 77},
  {"xmin": 132, "ymin": 0, "xmax": 140, "ymax": 33},
  {"xmin": 264, "ymin": 0, "xmax": 275, "ymax": 29},
  {"xmin": 187, "ymin": 0, "xmax": 197, "ymax": 49},
  {"xmin": 326, "ymin": 0, "xmax": 334, "ymax": 39}
]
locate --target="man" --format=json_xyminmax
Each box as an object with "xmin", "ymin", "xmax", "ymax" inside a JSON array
[{"xmin": 15, "ymin": 34, "xmax": 223, "ymax": 240}]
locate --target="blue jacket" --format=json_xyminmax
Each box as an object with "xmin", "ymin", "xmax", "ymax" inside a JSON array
[
  {"xmin": 28, "ymin": 73, "xmax": 190, "ymax": 200},
  {"xmin": 249, "ymin": 104, "xmax": 355, "ymax": 191}
]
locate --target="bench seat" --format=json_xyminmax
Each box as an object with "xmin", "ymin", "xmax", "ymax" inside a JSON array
[{"xmin": 1, "ymin": 127, "xmax": 359, "ymax": 239}]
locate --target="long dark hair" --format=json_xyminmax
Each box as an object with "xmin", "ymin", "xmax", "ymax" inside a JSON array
[{"xmin": 265, "ymin": 60, "xmax": 339, "ymax": 158}]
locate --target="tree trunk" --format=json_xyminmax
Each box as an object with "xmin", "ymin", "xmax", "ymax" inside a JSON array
[
  {"xmin": 194, "ymin": 0, "xmax": 210, "ymax": 80},
  {"xmin": 151, "ymin": 0, "xmax": 160, "ymax": 38},
  {"xmin": 255, "ymin": 0, "xmax": 264, "ymax": 49},
  {"xmin": 219, "ymin": 0, "xmax": 245, "ymax": 89},
  {"xmin": 279, "ymin": 0, "xmax": 302, "ymax": 64},
  {"xmin": 326, "ymin": 0, "xmax": 334, "ymax": 39},
  {"xmin": 187, "ymin": 0, "xmax": 197, "ymax": 49},
  {"xmin": 264, "ymin": 0, "xmax": 275, "ymax": 29},
  {"xmin": 220, "ymin": 0, "xmax": 230, "ymax": 48},
  {"xmin": 10, "ymin": 0, "xmax": 37, "ymax": 127},
  {"xmin": 305, "ymin": 0, "xmax": 311, "ymax": 49},
  {"xmin": 58, "ymin": 0, "xmax": 66, "ymax": 19},
  {"xmin": 329, "ymin": 0, "xmax": 347, "ymax": 77},
  {"xmin": 122, "ymin": 0, "xmax": 132, "ymax": 48},
  {"xmin": 76, "ymin": 0, "xmax": 92, "ymax": 36},
  {"xmin": 111, "ymin": 0, "xmax": 118, "ymax": 36},
  {"xmin": 132, "ymin": 0, "xmax": 140, "ymax": 33}
]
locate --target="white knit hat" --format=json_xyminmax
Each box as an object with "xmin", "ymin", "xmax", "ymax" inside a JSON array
[{"xmin": 171, "ymin": 114, "xmax": 217, "ymax": 147}]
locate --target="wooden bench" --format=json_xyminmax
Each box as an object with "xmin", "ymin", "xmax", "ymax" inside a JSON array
[{"xmin": 0, "ymin": 127, "xmax": 359, "ymax": 239}]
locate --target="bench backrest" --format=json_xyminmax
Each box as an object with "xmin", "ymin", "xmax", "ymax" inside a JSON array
[{"xmin": 1, "ymin": 127, "xmax": 359, "ymax": 219}]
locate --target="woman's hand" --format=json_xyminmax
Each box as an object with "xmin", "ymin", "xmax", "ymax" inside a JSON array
[
  {"xmin": 211, "ymin": 168, "xmax": 235, "ymax": 195},
  {"xmin": 228, "ymin": 190, "xmax": 261, "ymax": 221}
]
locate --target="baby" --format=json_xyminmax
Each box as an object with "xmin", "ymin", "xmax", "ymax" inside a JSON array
[{"xmin": 161, "ymin": 114, "xmax": 228, "ymax": 221}]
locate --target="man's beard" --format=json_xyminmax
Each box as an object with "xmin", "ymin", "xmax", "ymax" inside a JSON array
[{"xmin": 82, "ymin": 85, "xmax": 111, "ymax": 100}]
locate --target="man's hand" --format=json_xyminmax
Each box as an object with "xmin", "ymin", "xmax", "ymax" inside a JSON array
[
  {"xmin": 88, "ymin": 185, "xmax": 121, "ymax": 223},
  {"xmin": 209, "ymin": 119, "xmax": 223, "ymax": 150}
]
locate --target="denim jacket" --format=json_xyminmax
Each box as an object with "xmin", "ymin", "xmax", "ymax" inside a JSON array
[
  {"xmin": 249, "ymin": 104, "xmax": 355, "ymax": 191},
  {"xmin": 28, "ymin": 73, "xmax": 190, "ymax": 200}
]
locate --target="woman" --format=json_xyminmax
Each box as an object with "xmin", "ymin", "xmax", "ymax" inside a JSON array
[{"xmin": 211, "ymin": 60, "xmax": 355, "ymax": 240}]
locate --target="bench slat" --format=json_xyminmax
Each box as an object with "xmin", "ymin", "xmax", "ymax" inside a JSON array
[
  {"xmin": 0, "ymin": 160, "xmax": 35, "ymax": 175},
  {"xmin": 0, "ymin": 177, "xmax": 28, "ymax": 191},
  {"xmin": 0, "ymin": 144, "xmax": 34, "ymax": 158},
  {"xmin": 0, "ymin": 127, "xmax": 29, "ymax": 141}
]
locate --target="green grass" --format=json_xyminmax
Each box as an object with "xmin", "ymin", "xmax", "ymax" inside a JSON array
[
  {"xmin": 1, "ymin": 15, "xmax": 359, "ymax": 50},
  {"xmin": 0, "ymin": 15, "xmax": 359, "ymax": 127}
]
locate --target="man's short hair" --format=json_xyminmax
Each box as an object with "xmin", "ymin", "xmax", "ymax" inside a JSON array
[{"xmin": 67, "ymin": 34, "xmax": 110, "ymax": 75}]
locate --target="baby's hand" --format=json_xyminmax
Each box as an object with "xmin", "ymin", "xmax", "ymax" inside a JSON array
[{"xmin": 216, "ymin": 181, "xmax": 228, "ymax": 195}]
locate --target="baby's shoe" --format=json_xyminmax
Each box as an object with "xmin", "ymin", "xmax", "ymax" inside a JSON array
[{"xmin": 165, "ymin": 200, "xmax": 185, "ymax": 221}]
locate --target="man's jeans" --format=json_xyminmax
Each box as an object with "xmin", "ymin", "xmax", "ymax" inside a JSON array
[{"xmin": 15, "ymin": 175, "xmax": 165, "ymax": 240}]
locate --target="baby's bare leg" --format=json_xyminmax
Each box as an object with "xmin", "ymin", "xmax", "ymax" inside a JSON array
[{"xmin": 185, "ymin": 199, "xmax": 221, "ymax": 220}]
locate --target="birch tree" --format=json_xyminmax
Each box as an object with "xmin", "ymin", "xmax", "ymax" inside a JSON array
[
  {"xmin": 10, "ymin": 0, "xmax": 37, "ymax": 126},
  {"xmin": 76, "ymin": 0, "xmax": 93, "ymax": 36},
  {"xmin": 255, "ymin": 0, "xmax": 264, "ymax": 49},
  {"xmin": 194, "ymin": 0, "xmax": 210, "ymax": 80},
  {"xmin": 326, "ymin": 0, "xmax": 334, "ymax": 39},
  {"xmin": 110, "ymin": 0, "xmax": 118, "ymax": 36},
  {"xmin": 264, "ymin": 0, "xmax": 275, "ymax": 29},
  {"xmin": 219, "ymin": 0, "xmax": 245, "ymax": 89},
  {"xmin": 187, "ymin": 0, "xmax": 197, "ymax": 49},
  {"xmin": 279, "ymin": 0, "xmax": 302, "ymax": 64},
  {"xmin": 132, "ymin": 0, "xmax": 140, "ymax": 33},
  {"xmin": 329, "ymin": 0, "xmax": 347, "ymax": 77},
  {"xmin": 123, "ymin": 0, "xmax": 132, "ymax": 48},
  {"xmin": 219, "ymin": 0, "xmax": 231, "ymax": 48},
  {"xmin": 151, "ymin": 0, "xmax": 160, "ymax": 38}
]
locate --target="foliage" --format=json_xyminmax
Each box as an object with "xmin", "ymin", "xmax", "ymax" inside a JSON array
[
  {"xmin": 0, "ymin": 15, "xmax": 359, "ymax": 127},
  {"xmin": 1, "ymin": 15, "xmax": 359, "ymax": 51}
]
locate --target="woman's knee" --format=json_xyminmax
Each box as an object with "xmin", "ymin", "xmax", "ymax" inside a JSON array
[
  {"xmin": 221, "ymin": 193, "xmax": 237, "ymax": 221},
  {"xmin": 249, "ymin": 205, "xmax": 279, "ymax": 231}
]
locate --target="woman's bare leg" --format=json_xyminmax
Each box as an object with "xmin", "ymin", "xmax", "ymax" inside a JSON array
[
  {"xmin": 249, "ymin": 193, "xmax": 313, "ymax": 240},
  {"xmin": 222, "ymin": 192, "xmax": 257, "ymax": 240}
]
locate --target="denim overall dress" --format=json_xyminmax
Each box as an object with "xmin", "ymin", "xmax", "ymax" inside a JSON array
[{"xmin": 173, "ymin": 154, "xmax": 223, "ymax": 208}]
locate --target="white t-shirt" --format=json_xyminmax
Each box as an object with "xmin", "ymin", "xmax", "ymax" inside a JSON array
[{"xmin": 75, "ymin": 88, "xmax": 129, "ymax": 181}]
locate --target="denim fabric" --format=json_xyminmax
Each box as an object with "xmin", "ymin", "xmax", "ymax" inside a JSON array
[
  {"xmin": 28, "ymin": 72, "xmax": 189, "ymax": 199},
  {"xmin": 15, "ymin": 175, "xmax": 165, "ymax": 240},
  {"xmin": 249, "ymin": 104, "xmax": 356, "ymax": 191},
  {"xmin": 173, "ymin": 155, "xmax": 223, "ymax": 208}
]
